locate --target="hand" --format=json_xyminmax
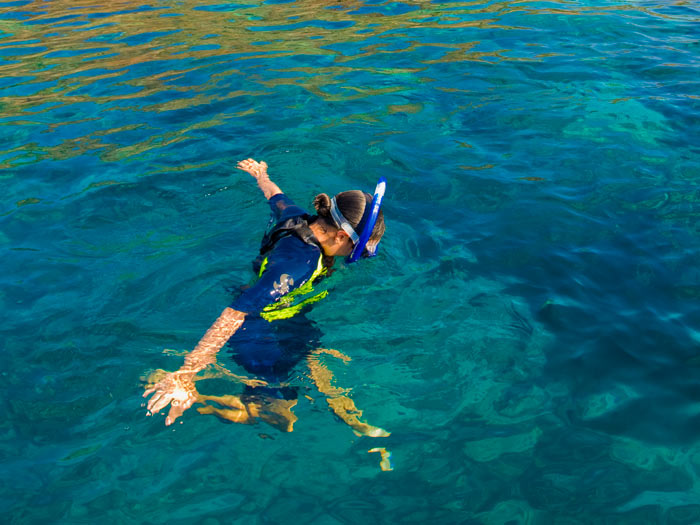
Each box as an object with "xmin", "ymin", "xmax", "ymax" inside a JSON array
[
  {"xmin": 237, "ymin": 158, "xmax": 282, "ymax": 200},
  {"xmin": 237, "ymin": 158, "xmax": 268, "ymax": 180},
  {"xmin": 143, "ymin": 370, "xmax": 198, "ymax": 426}
]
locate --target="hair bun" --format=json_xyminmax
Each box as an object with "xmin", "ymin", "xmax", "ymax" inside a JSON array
[{"xmin": 313, "ymin": 193, "xmax": 332, "ymax": 218}]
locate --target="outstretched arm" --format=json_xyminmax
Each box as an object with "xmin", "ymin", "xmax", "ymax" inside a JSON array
[
  {"xmin": 144, "ymin": 307, "xmax": 246, "ymax": 425},
  {"xmin": 237, "ymin": 158, "xmax": 282, "ymax": 200},
  {"xmin": 183, "ymin": 307, "xmax": 246, "ymax": 372}
]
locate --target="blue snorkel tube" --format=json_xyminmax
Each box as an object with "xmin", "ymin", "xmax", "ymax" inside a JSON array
[{"xmin": 347, "ymin": 177, "xmax": 386, "ymax": 263}]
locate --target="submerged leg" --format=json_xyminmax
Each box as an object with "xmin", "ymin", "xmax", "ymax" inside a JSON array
[
  {"xmin": 197, "ymin": 393, "xmax": 252, "ymax": 424},
  {"xmin": 368, "ymin": 447, "xmax": 393, "ymax": 471},
  {"xmin": 247, "ymin": 396, "xmax": 298, "ymax": 433},
  {"xmin": 307, "ymin": 349, "xmax": 390, "ymax": 438},
  {"xmin": 197, "ymin": 391, "xmax": 298, "ymax": 432}
]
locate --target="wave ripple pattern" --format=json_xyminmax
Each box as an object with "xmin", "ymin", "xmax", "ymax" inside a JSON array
[{"xmin": 1, "ymin": 1, "xmax": 699, "ymax": 524}]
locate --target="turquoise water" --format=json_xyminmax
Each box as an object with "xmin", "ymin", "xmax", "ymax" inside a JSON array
[{"xmin": 2, "ymin": 0, "xmax": 699, "ymax": 522}]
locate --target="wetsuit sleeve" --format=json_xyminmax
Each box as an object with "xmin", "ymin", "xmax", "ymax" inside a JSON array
[
  {"xmin": 268, "ymin": 193, "xmax": 309, "ymax": 222},
  {"xmin": 231, "ymin": 236, "xmax": 319, "ymax": 315}
]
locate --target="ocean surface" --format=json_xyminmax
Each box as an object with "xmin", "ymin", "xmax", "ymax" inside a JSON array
[{"xmin": 2, "ymin": 0, "xmax": 699, "ymax": 523}]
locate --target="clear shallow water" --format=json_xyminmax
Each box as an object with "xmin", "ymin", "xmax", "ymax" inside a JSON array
[{"xmin": 2, "ymin": 0, "xmax": 699, "ymax": 523}]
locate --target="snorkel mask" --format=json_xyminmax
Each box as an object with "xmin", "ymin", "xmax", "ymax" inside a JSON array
[{"xmin": 330, "ymin": 177, "xmax": 386, "ymax": 263}]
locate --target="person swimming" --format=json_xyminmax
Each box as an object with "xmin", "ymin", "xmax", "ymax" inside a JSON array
[{"xmin": 143, "ymin": 158, "xmax": 387, "ymax": 435}]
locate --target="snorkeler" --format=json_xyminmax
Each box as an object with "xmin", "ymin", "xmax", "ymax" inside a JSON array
[{"xmin": 143, "ymin": 158, "xmax": 387, "ymax": 435}]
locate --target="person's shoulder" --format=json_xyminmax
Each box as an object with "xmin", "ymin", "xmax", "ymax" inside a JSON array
[{"xmin": 269, "ymin": 193, "xmax": 310, "ymax": 220}]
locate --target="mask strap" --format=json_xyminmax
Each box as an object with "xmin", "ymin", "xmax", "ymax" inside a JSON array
[{"xmin": 330, "ymin": 197, "xmax": 359, "ymax": 244}]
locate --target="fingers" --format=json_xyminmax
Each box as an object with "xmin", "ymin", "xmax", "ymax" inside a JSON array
[
  {"xmin": 145, "ymin": 390, "xmax": 161, "ymax": 412},
  {"xmin": 165, "ymin": 407, "xmax": 180, "ymax": 426},
  {"xmin": 143, "ymin": 369, "xmax": 198, "ymax": 426},
  {"xmin": 165, "ymin": 397, "xmax": 193, "ymax": 426},
  {"xmin": 145, "ymin": 390, "xmax": 177, "ymax": 421},
  {"xmin": 145, "ymin": 390, "xmax": 175, "ymax": 421},
  {"xmin": 148, "ymin": 393, "xmax": 172, "ymax": 415},
  {"xmin": 236, "ymin": 158, "xmax": 265, "ymax": 174},
  {"xmin": 144, "ymin": 375, "xmax": 196, "ymax": 425}
]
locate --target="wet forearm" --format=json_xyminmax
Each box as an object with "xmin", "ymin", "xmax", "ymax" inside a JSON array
[
  {"xmin": 181, "ymin": 307, "xmax": 246, "ymax": 373},
  {"xmin": 256, "ymin": 174, "xmax": 282, "ymax": 200}
]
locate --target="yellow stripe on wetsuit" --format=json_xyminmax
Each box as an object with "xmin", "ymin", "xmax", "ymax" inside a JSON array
[{"xmin": 259, "ymin": 253, "xmax": 328, "ymax": 321}]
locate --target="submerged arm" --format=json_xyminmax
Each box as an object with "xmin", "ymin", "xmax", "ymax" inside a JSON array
[
  {"xmin": 183, "ymin": 307, "xmax": 246, "ymax": 372},
  {"xmin": 237, "ymin": 158, "xmax": 282, "ymax": 200},
  {"xmin": 144, "ymin": 307, "xmax": 246, "ymax": 425}
]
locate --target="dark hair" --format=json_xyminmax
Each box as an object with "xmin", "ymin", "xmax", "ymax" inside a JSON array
[{"xmin": 313, "ymin": 190, "xmax": 385, "ymax": 242}]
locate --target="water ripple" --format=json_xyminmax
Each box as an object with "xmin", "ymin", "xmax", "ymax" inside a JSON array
[{"xmin": 2, "ymin": 0, "xmax": 700, "ymax": 522}]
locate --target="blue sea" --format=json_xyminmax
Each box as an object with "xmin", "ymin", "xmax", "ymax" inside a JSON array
[{"xmin": 2, "ymin": 0, "xmax": 699, "ymax": 523}]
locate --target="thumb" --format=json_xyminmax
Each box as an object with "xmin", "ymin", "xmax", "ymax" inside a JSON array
[{"xmin": 165, "ymin": 406, "xmax": 183, "ymax": 426}]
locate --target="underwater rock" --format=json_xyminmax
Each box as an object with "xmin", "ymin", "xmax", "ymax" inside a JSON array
[
  {"xmin": 462, "ymin": 426, "xmax": 542, "ymax": 462},
  {"xmin": 580, "ymin": 383, "xmax": 641, "ymax": 420}
]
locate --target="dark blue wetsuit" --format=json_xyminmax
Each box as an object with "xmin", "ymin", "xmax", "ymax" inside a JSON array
[{"xmin": 227, "ymin": 193, "xmax": 329, "ymax": 395}]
